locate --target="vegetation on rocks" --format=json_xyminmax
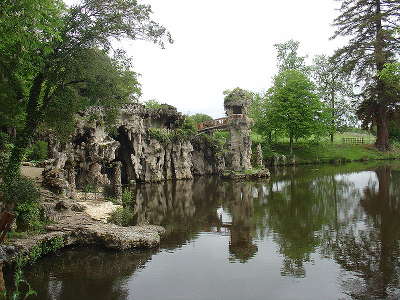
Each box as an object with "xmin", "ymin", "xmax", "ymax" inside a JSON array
[{"xmin": 147, "ymin": 117, "xmax": 197, "ymax": 144}]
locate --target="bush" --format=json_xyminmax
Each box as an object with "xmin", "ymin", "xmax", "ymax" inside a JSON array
[
  {"xmin": 0, "ymin": 132, "xmax": 10, "ymax": 150},
  {"xmin": 122, "ymin": 189, "xmax": 134, "ymax": 207},
  {"xmin": 147, "ymin": 117, "xmax": 197, "ymax": 144},
  {"xmin": 143, "ymin": 99, "xmax": 168, "ymax": 110},
  {"xmin": 0, "ymin": 144, "xmax": 12, "ymax": 175},
  {"xmin": 108, "ymin": 207, "xmax": 135, "ymax": 227},
  {"xmin": 26, "ymin": 141, "xmax": 48, "ymax": 161},
  {"xmin": 1, "ymin": 176, "xmax": 43, "ymax": 231}
]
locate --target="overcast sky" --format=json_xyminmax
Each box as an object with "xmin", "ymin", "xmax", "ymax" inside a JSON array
[
  {"xmin": 68, "ymin": 0, "xmax": 344, "ymax": 118},
  {"xmin": 125, "ymin": 0, "xmax": 345, "ymax": 118}
]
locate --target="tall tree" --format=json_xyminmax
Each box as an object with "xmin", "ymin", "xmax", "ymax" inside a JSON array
[
  {"xmin": 274, "ymin": 40, "xmax": 309, "ymax": 73},
  {"xmin": 312, "ymin": 54, "xmax": 356, "ymax": 142},
  {"xmin": 0, "ymin": 0, "xmax": 172, "ymax": 186},
  {"xmin": 332, "ymin": 0, "xmax": 400, "ymax": 151},
  {"xmin": 267, "ymin": 69, "xmax": 330, "ymax": 154}
]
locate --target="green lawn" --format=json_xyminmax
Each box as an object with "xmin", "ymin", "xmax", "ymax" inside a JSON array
[{"xmin": 268, "ymin": 132, "xmax": 400, "ymax": 164}]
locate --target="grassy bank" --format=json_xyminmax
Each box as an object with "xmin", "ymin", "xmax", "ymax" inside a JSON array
[{"xmin": 267, "ymin": 139, "xmax": 400, "ymax": 165}]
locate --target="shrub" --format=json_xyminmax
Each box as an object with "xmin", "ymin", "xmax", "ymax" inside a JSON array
[
  {"xmin": 108, "ymin": 207, "xmax": 135, "ymax": 227},
  {"xmin": 0, "ymin": 132, "xmax": 10, "ymax": 150},
  {"xmin": 1, "ymin": 176, "xmax": 43, "ymax": 231},
  {"xmin": 148, "ymin": 128, "xmax": 171, "ymax": 144},
  {"xmin": 122, "ymin": 189, "xmax": 134, "ymax": 207},
  {"xmin": 143, "ymin": 99, "xmax": 168, "ymax": 109},
  {"xmin": 147, "ymin": 118, "xmax": 197, "ymax": 144},
  {"xmin": 26, "ymin": 141, "xmax": 48, "ymax": 161},
  {"xmin": 0, "ymin": 144, "xmax": 12, "ymax": 175}
]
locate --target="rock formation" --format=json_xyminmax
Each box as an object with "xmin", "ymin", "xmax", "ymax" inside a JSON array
[
  {"xmin": 224, "ymin": 88, "xmax": 253, "ymax": 171},
  {"xmin": 44, "ymin": 92, "xmax": 268, "ymax": 196},
  {"xmin": 44, "ymin": 103, "xmax": 226, "ymax": 196}
]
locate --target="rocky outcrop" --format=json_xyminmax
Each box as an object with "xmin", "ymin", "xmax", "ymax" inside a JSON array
[
  {"xmin": 191, "ymin": 135, "xmax": 225, "ymax": 175},
  {"xmin": 0, "ymin": 196, "xmax": 165, "ymax": 265},
  {"xmin": 46, "ymin": 97, "xmax": 269, "ymax": 195},
  {"xmin": 46, "ymin": 104, "xmax": 222, "ymax": 195}
]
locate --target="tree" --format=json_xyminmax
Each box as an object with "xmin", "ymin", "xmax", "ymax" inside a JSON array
[
  {"xmin": 187, "ymin": 114, "xmax": 213, "ymax": 126},
  {"xmin": 0, "ymin": 0, "xmax": 172, "ymax": 186},
  {"xmin": 267, "ymin": 69, "xmax": 330, "ymax": 154},
  {"xmin": 274, "ymin": 40, "xmax": 309, "ymax": 73},
  {"xmin": 312, "ymin": 55, "xmax": 356, "ymax": 142},
  {"xmin": 0, "ymin": 0, "xmax": 64, "ymax": 133},
  {"xmin": 332, "ymin": 0, "xmax": 400, "ymax": 151}
]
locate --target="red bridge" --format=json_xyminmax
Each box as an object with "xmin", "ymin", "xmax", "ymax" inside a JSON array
[{"xmin": 197, "ymin": 114, "xmax": 244, "ymax": 132}]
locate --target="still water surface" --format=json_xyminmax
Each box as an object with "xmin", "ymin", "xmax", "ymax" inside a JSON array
[{"xmin": 25, "ymin": 162, "xmax": 400, "ymax": 300}]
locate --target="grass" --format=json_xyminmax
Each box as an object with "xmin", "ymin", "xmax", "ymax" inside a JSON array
[{"xmin": 268, "ymin": 132, "xmax": 400, "ymax": 164}]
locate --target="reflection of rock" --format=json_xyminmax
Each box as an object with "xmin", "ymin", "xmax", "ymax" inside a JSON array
[
  {"xmin": 23, "ymin": 247, "xmax": 157, "ymax": 300},
  {"xmin": 227, "ymin": 182, "xmax": 258, "ymax": 263},
  {"xmin": 229, "ymin": 228, "xmax": 258, "ymax": 263}
]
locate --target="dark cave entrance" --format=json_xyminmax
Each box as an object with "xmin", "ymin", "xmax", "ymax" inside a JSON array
[{"xmin": 114, "ymin": 126, "xmax": 135, "ymax": 184}]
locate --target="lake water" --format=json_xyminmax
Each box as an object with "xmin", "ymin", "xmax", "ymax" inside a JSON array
[{"xmin": 23, "ymin": 162, "xmax": 400, "ymax": 300}]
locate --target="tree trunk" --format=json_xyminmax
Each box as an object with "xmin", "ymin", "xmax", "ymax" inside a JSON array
[
  {"xmin": 4, "ymin": 73, "xmax": 44, "ymax": 186},
  {"xmin": 289, "ymin": 135, "xmax": 293, "ymax": 155},
  {"xmin": 330, "ymin": 88, "xmax": 335, "ymax": 143},
  {"xmin": 375, "ymin": 106, "xmax": 389, "ymax": 151},
  {"xmin": 374, "ymin": 0, "xmax": 389, "ymax": 152}
]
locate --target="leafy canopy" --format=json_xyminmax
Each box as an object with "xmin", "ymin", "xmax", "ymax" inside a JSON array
[{"xmin": 267, "ymin": 69, "xmax": 331, "ymax": 147}]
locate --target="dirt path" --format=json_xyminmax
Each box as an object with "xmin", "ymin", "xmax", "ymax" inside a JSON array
[{"xmin": 20, "ymin": 166, "xmax": 44, "ymax": 181}]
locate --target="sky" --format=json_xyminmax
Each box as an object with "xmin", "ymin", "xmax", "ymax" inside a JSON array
[{"xmin": 68, "ymin": 0, "xmax": 345, "ymax": 118}]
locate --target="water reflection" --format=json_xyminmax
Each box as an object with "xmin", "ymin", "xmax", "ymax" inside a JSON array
[
  {"xmin": 22, "ymin": 162, "xmax": 400, "ymax": 300},
  {"xmin": 23, "ymin": 248, "xmax": 156, "ymax": 300},
  {"xmin": 332, "ymin": 166, "xmax": 400, "ymax": 299}
]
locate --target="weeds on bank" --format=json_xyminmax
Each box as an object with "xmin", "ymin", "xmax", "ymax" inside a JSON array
[
  {"xmin": 108, "ymin": 189, "xmax": 135, "ymax": 227},
  {"xmin": 0, "ymin": 257, "xmax": 36, "ymax": 300}
]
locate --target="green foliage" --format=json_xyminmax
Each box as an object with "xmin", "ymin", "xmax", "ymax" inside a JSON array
[
  {"xmin": 267, "ymin": 69, "xmax": 331, "ymax": 153},
  {"xmin": 1, "ymin": 0, "xmax": 172, "ymax": 186},
  {"xmin": 108, "ymin": 189, "xmax": 135, "ymax": 226},
  {"xmin": 187, "ymin": 114, "xmax": 213, "ymax": 125},
  {"xmin": 312, "ymin": 54, "xmax": 357, "ymax": 137},
  {"xmin": 14, "ymin": 201, "xmax": 42, "ymax": 232},
  {"xmin": 82, "ymin": 184, "xmax": 98, "ymax": 193},
  {"xmin": 331, "ymin": 0, "xmax": 400, "ymax": 150},
  {"xmin": 23, "ymin": 236, "xmax": 65, "ymax": 265},
  {"xmin": 108, "ymin": 207, "xmax": 135, "ymax": 227},
  {"xmin": 224, "ymin": 88, "xmax": 252, "ymax": 105},
  {"xmin": 147, "ymin": 128, "xmax": 171, "ymax": 144},
  {"xmin": 268, "ymin": 142, "xmax": 400, "ymax": 165},
  {"xmin": 0, "ymin": 132, "xmax": 10, "ymax": 150},
  {"xmin": 26, "ymin": 141, "xmax": 48, "ymax": 161},
  {"xmin": 274, "ymin": 40, "xmax": 309, "ymax": 73},
  {"xmin": 196, "ymin": 131, "xmax": 228, "ymax": 154},
  {"xmin": 1, "ymin": 176, "xmax": 40, "ymax": 205},
  {"xmin": 0, "ymin": 176, "xmax": 45, "ymax": 231},
  {"xmin": 0, "ymin": 143, "xmax": 13, "ymax": 175},
  {"xmin": 143, "ymin": 99, "xmax": 166, "ymax": 109},
  {"xmin": 122, "ymin": 189, "xmax": 134, "ymax": 207},
  {"xmin": 0, "ymin": 256, "xmax": 37, "ymax": 300},
  {"xmin": 147, "ymin": 117, "xmax": 196, "ymax": 143},
  {"xmin": 249, "ymin": 92, "xmax": 274, "ymax": 141}
]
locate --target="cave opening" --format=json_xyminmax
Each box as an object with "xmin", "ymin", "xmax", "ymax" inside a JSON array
[{"xmin": 114, "ymin": 126, "xmax": 135, "ymax": 184}]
